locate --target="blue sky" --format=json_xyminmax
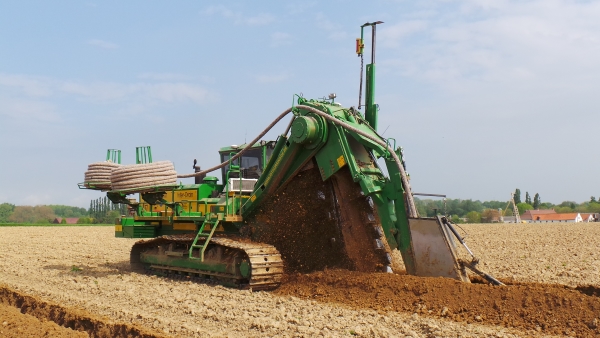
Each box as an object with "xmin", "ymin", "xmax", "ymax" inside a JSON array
[{"xmin": 1, "ymin": 1, "xmax": 599, "ymax": 208}]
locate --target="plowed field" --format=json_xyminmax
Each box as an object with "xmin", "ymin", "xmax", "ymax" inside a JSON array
[{"xmin": 1, "ymin": 223, "xmax": 599, "ymax": 337}]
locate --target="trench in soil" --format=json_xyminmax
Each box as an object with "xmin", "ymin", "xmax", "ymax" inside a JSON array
[
  {"xmin": 4, "ymin": 268, "xmax": 600, "ymax": 338},
  {"xmin": 0, "ymin": 285, "xmax": 166, "ymax": 338}
]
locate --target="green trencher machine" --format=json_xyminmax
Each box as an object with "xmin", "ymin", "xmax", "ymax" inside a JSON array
[{"xmin": 80, "ymin": 23, "xmax": 502, "ymax": 289}]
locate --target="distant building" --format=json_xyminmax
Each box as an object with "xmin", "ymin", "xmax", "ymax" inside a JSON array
[
  {"xmin": 528, "ymin": 213, "xmax": 599, "ymax": 223},
  {"xmin": 53, "ymin": 218, "xmax": 79, "ymax": 224},
  {"xmin": 502, "ymin": 216, "xmax": 517, "ymax": 223},
  {"xmin": 581, "ymin": 213, "xmax": 600, "ymax": 222},
  {"xmin": 521, "ymin": 209, "xmax": 556, "ymax": 221},
  {"xmin": 482, "ymin": 209, "xmax": 502, "ymax": 223}
]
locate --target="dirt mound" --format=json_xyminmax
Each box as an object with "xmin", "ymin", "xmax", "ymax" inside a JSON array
[
  {"xmin": 0, "ymin": 284, "xmax": 167, "ymax": 338},
  {"xmin": 276, "ymin": 269, "xmax": 600, "ymax": 337}
]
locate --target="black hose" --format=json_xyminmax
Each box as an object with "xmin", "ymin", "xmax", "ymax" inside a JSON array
[{"xmin": 441, "ymin": 217, "xmax": 466, "ymax": 245}]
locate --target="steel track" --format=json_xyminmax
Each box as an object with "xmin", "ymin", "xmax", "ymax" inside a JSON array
[{"xmin": 130, "ymin": 235, "xmax": 284, "ymax": 290}]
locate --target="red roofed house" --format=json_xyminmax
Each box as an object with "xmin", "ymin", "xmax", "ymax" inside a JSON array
[
  {"xmin": 530, "ymin": 213, "xmax": 585, "ymax": 223},
  {"xmin": 53, "ymin": 218, "xmax": 79, "ymax": 224},
  {"xmin": 521, "ymin": 209, "xmax": 556, "ymax": 221}
]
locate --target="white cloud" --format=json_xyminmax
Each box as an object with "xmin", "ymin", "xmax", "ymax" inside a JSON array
[
  {"xmin": 380, "ymin": 0, "xmax": 600, "ymax": 95},
  {"xmin": 244, "ymin": 13, "xmax": 275, "ymax": 26},
  {"xmin": 137, "ymin": 72, "xmax": 216, "ymax": 84},
  {"xmin": 0, "ymin": 74, "xmax": 216, "ymax": 121},
  {"xmin": 60, "ymin": 81, "xmax": 213, "ymax": 105},
  {"xmin": 286, "ymin": 2, "xmax": 317, "ymax": 15},
  {"xmin": 314, "ymin": 13, "xmax": 348, "ymax": 40},
  {"xmin": 0, "ymin": 73, "xmax": 52, "ymax": 97},
  {"xmin": 20, "ymin": 193, "xmax": 54, "ymax": 206},
  {"xmin": 0, "ymin": 74, "xmax": 213, "ymax": 105},
  {"xmin": 379, "ymin": 21, "xmax": 428, "ymax": 48},
  {"xmin": 203, "ymin": 5, "xmax": 274, "ymax": 26},
  {"xmin": 0, "ymin": 97, "xmax": 59, "ymax": 121},
  {"xmin": 144, "ymin": 83, "xmax": 211, "ymax": 104},
  {"xmin": 60, "ymin": 81, "xmax": 130, "ymax": 101},
  {"xmin": 87, "ymin": 39, "xmax": 118, "ymax": 49},
  {"xmin": 271, "ymin": 32, "xmax": 292, "ymax": 47},
  {"xmin": 138, "ymin": 72, "xmax": 193, "ymax": 81},
  {"xmin": 255, "ymin": 72, "xmax": 291, "ymax": 84}
]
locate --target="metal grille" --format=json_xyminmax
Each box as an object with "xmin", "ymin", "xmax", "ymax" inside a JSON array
[{"xmin": 228, "ymin": 178, "xmax": 258, "ymax": 193}]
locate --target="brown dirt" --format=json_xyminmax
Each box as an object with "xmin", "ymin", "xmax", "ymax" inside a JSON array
[
  {"xmin": 0, "ymin": 226, "xmax": 533, "ymax": 337},
  {"xmin": 0, "ymin": 283, "xmax": 167, "ymax": 338},
  {"xmin": 0, "ymin": 301, "xmax": 86, "ymax": 338},
  {"xmin": 459, "ymin": 223, "xmax": 600, "ymax": 287},
  {"xmin": 249, "ymin": 165, "xmax": 355, "ymax": 272},
  {"xmin": 276, "ymin": 269, "xmax": 600, "ymax": 337},
  {"xmin": 249, "ymin": 165, "xmax": 390, "ymax": 273},
  {"xmin": 4, "ymin": 222, "xmax": 600, "ymax": 337},
  {"xmin": 329, "ymin": 167, "xmax": 390, "ymax": 272}
]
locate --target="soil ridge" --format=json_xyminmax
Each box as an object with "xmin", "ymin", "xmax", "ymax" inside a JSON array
[{"xmin": 0, "ymin": 284, "xmax": 168, "ymax": 338}]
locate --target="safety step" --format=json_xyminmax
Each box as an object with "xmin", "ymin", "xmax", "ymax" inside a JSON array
[{"xmin": 189, "ymin": 217, "xmax": 220, "ymax": 261}]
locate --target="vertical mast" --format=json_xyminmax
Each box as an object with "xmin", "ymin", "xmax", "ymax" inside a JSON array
[
  {"xmin": 511, "ymin": 192, "xmax": 521, "ymax": 223},
  {"xmin": 357, "ymin": 21, "xmax": 383, "ymax": 131}
]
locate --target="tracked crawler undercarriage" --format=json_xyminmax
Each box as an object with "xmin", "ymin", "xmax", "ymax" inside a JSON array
[{"xmin": 131, "ymin": 236, "xmax": 283, "ymax": 290}]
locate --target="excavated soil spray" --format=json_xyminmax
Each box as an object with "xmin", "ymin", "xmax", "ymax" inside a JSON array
[
  {"xmin": 276, "ymin": 269, "xmax": 600, "ymax": 337},
  {"xmin": 249, "ymin": 165, "xmax": 393, "ymax": 273}
]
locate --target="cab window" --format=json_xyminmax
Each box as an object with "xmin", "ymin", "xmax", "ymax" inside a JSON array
[{"xmin": 221, "ymin": 148, "xmax": 263, "ymax": 180}]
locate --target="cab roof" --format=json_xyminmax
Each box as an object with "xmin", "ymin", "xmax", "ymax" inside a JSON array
[{"xmin": 218, "ymin": 140, "xmax": 275, "ymax": 153}]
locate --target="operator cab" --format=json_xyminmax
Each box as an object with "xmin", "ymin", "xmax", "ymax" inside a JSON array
[{"xmin": 218, "ymin": 141, "xmax": 276, "ymax": 183}]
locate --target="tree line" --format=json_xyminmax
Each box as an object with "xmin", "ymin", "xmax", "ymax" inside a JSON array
[
  {"xmin": 0, "ymin": 197, "xmax": 127, "ymax": 224},
  {"xmin": 88, "ymin": 196, "xmax": 127, "ymax": 224},
  {"xmin": 416, "ymin": 188, "xmax": 600, "ymax": 223},
  {"xmin": 2, "ymin": 188, "xmax": 599, "ymax": 224}
]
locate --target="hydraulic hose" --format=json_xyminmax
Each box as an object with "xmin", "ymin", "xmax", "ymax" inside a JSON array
[{"xmin": 176, "ymin": 104, "xmax": 418, "ymax": 217}]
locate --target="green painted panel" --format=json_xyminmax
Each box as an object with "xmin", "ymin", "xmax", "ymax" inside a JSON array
[
  {"xmin": 121, "ymin": 218, "xmax": 135, "ymax": 226},
  {"xmin": 123, "ymin": 225, "xmax": 156, "ymax": 238},
  {"xmin": 141, "ymin": 254, "xmax": 230, "ymax": 274},
  {"xmin": 315, "ymin": 131, "xmax": 345, "ymax": 181}
]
